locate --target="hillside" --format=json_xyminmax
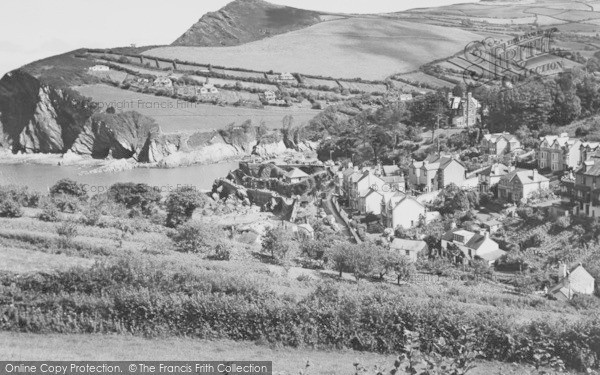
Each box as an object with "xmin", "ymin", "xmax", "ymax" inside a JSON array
[
  {"xmin": 146, "ymin": 17, "xmax": 485, "ymax": 80},
  {"xmin": 172, "ymin": 0, "xmax": 329, "ymax": 47}
]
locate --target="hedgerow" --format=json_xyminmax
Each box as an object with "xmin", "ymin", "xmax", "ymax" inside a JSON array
[{"xmin": 0, "ymin": 257, "xmax": 599, "ymax": 371}]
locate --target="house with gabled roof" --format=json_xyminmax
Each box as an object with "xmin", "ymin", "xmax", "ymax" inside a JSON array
[
  {"xmin": 408, "ymin": 154, "xmax": 466, "ymax": 192},
  {"xmin": 537, "ymin": 133, "xmax": 582, "ymax": 172},
  {"xmin": 441, "ymin": 228, "xmax": 506, "ymax": 265},
  {"xmin": 482, "ymin": 133, "xmax": 521, "ymax": 156},
  {"xmin": 390, "ymin": 238, "xmax": 428, "ymax": 262},
  {"xmin": 549, "ymin": 263, "xmax": 595, "ymax": 301},
  {"xmin": 351, "ymin": 170, "xmax": 385, "ymax": 211},
  {"xmin": 381, "ymin": 194, "xmax": 425, "ymax": 230},
  {"xmin": 497, "ymin": 169, "xmax": 550, "ymax": 202}
]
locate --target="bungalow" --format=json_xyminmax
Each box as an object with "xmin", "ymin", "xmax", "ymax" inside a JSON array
[
  {"xmin": 549, "ymin": 263, "xmax": 595, "ymax": 300},
  {"xmin": 441, "ymin": 228, "xmax": 506, "ymax": 265},
  {"xmin": 390, "ymin": 238, "xmax": 428, "ymax": 262},
  {"xmin": 88, "ymin": 65, "xmax": 109, "ymax": 72},
  {"xmin": 497, "ymin": 169, "xmax": 550, "ymax": 202},
  {"xmin": 481, "ymin": 133, "xmax": 521, "ymax": 156},
  {"xmin": 381, "ymin": 195, "xmax": 425, "ymax": 230},
  {"xmin": 284, "ymin": 168, "xmax": 310, "ymax": 184}
]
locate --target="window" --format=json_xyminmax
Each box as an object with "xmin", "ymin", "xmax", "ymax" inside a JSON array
[
  {"xmin": 405, "ymin": 250, "xmax": 410, "ymax": 256},
  {"xmin": 552, "ymin": 153, "xmax": 558, "ymax": 161}
]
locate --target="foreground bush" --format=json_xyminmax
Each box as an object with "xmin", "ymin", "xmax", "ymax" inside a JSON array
[
  {"xmin": 165, "ymin": 186, "xmax": 207, "ymax": 227},
  {"xmin": 108, "ymin": 183, "xmax": 161, "ymax": 216},
  {"xmin": 49, "ymin": 179, "xmax": 87, "ymax": 199},
  {"xmin": 0, "ymin": 185, "xmax": 40, "ymax": 207},
  {"xmin": 0, "ymin": 198, "xmax": 23, "ymax": 218},
  {"xmin": 169, "ymin": 221, "xmax": 227, "ymax": 255}
]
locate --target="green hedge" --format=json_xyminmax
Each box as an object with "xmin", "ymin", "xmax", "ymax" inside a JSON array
[{"xmin": 1, "ymin": 258, "xmax": 599, "ymax": 370}]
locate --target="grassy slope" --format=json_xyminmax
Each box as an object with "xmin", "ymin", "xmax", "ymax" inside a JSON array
[
  {"xmin": 73, "ymin": 84, "xmax": 320, "ymax": 132},
  {"xmin": 0, "ymin": 333, "xmax": 580, "ymax": 375},
  {"xmin": 173, "ymin": 0, "xmax": 326, "ymax": 47},
  {"xmin": 144, "ymin": 17, "xmax": 485, "ymax": 80}
]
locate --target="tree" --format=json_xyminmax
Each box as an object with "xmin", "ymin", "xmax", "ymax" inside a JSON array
[
  {"xmin": 385, "ymin": 252, "xmax": 416, "ymax": 284},
  {"xmin": 50, "ymin": 179, "xmax": 87, "ymax": 199},
  {"xmin": 165, "ymin": 186, "xmax": 207, "ymax": 227},
  {"xmin": 328, "ymin": 243, "xmax": 355, "ymax": 277},
  {"xmin": 170, "ymin": 220, "xmax": 223, "ymax": 254},
  {"xmin": 262, "ymin": 227, "xmax": 299, "ymax": 262},
  {"xmin": 436, "ymin": 183, "xmax": 478, "ymax": 215}
]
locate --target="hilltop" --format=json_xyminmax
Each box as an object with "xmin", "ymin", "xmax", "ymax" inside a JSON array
[{"xmin": 172, "ymin": 0, "xmax": 329, "ymax": 47}]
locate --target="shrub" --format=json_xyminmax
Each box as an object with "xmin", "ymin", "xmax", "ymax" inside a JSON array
[
  {"xmin": 52, "ymin": 193, "xmax": 81, "ymax": 213},
  {"xmin": 108, "ymin": 183, "xmax": 161, "ymax": 216},
  {"xmin": 56, "ymin": 221, "xmax": 78, "ymax": 248},
  {"xmin": 38, "ymin": 201, "xmax": 61, "ymax": 222},
  {"xmin": 0, "ymin": 199, "xmax": 23, "ymax": 218},
  {"xmin": 49, "ymin": 179, "xmax": 87, "ymax": 199},
  {"xmin": 0, "ymin": 185, "xmax": 40, "ymax": 207},
  {"xmin": 165, "ymin": 186, "xmax": 207, "ymax": 227}
]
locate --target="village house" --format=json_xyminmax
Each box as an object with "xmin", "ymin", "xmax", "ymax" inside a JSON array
[
  {"xmin": 537, "ymin": 133, "xmax": 582, "ymax": 172},
  {"xmin": 448, "ymin": 92, "xmax": 481, "ymax": 128},
  {"xmin": 284, "ymin": 168, "xmax": 310, "ymax": 184},
  {"xmin": 351, "ymin": 170, "xmax": 385, "ymax": 211},
  {"xmin": 549, "ymin": 263, "xmax": 595, "ymax": 300},
  {"xmin": 481, "ymin": 133, "xmax": 521, "ymax": 156},
  {"xmin": 441, "ymin": 227, "xmax": 506, "ymax": 266},
  {"xmin": 153, "ymin": 77, "xmax": 173, "ymax": 88},
  {"xmin": 476, "ymin": 163, "xmax": 513, "ymax": 194},
  {"xmin": 390, "ymin": 238, "xmax": 428, "ymax": 262},
  {"xmin": 359, "ymin": 189, "xmax": 385, "ymax": 215},
  {"xmin": 580, "ymin": 142, "xmax": 600, "ymax": 164},
  {"xmin": 278, "ymin": 72, "xmax": 296, "ymax": 82},
  {"xmin": 263, "ymin": 90, "xmax": 277, "ymax": 102},
  {"xmin": 564, "ymin": 154, "xmax": 600, "ymax": 217},
  {"xmin": 88, "ymin": 65, "xmax": 110, "ymax": 72},
  {"xmin": 408, "ymin": 154, "xmax": 466, "ymax": 192},
  {"xmin": 381, "ymin": 164, "xmax": 401, "ymax": 177},
  {"xmin": 497, "ymin": 169, "xmax": 549, "ymax": 202},
  {"xmin": 200, "ymin": 82, "xmax": 219, "ymax": 95},
  {"xmin": 381, "ymin": 195, "xmax": 426, "ymax": 230}
]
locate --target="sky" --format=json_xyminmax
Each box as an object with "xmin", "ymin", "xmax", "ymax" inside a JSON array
[{"xmin": 0, "ymin": 0, "xmax": 478, "ymax": 76}]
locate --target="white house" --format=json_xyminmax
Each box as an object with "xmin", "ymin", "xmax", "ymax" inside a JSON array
[
  {"xmin": 279, "ymin": 72, "xmax": 296, "ymax": 82},
  {"xmin": 200, "ymin": 83, "xmax": 219, "ymax": 95},
  {"xmin": 381, "ymin": 195, "xmax": 425, "ymax": 230},
  {"xmin": 284, "ymin": 168, "xmax": 310, "ymax": 184},
  {"xmin": 549, "ymin": 263, "xmax": 595, "ymax": 300},
  {"xmin": 390, "ymin": 238, "xmax": 428, "ymax": 262},
  {"xmin": 88, "ymin": 65, "xmax": 110, "ymax": 72},
  {"xmin": 441, "ymin": 228, "xmax": 506, "ymax": 265}
]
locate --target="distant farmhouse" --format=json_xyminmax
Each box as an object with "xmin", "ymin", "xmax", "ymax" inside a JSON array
[
  {"xmin": 200, "ymin": 82, "xmax": 219, "ymax": 95},
  {"xmin": 88, "ymin": 65, "xmax": 109, "ymax": 72},
  {"xmin": 153, "ymin": 77, "xmax": 173, "ymax": 88},
  {"xmin": 448, "ymin": 92, "xmax": 481, "ymax": 128}
]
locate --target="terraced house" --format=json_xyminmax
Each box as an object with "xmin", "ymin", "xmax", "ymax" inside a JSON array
[
  {"xmin": 537, "ymin": 133, "xmax": 581, "ymax": 172},
  {"xmin": 481, "ymin": 132, "xmax": 521, "ymax": 156},
  {"xmin": 564, "ymin": 153, "xmax": 600, "ymax": 217}
]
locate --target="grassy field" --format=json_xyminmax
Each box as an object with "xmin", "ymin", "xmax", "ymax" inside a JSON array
[
  {"xmin": 0, "ymin": 333, "xmax": 580, "ymax": 375},
  {"xmin": 395, "ymin": 71, "xmax": 455, "ymax": 89},
  {"xmin": 73, "ymin": 84, "xmax": 321, "ymax": 132},
  {"xmin": 143, "ymin": 17, "xmax": 484, "ymax": 80}
]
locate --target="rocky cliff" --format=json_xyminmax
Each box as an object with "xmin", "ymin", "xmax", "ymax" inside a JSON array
[
  {"xmin": 0, "ymin": 69, "xmax": 316, "ymax": 166},
  {"xmin": 172, "ymin": 0, "xmax": 325, "ymax": 47}
]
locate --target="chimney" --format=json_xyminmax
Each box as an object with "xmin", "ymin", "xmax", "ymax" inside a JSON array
[
  {"xmin": 450, "ymin": 222, "xmax": 457, "ymax": 230},
  {"xmin": 560, "ymin": 133, "xmax": 568, "ymax": 138},
  {"xmin": 467, "ymin": 92, "xmax": 472, "ymax": 100},
  {"xmin": 532, "ymin": 169, "xmax": 538, "ymax": 179},
  {"xmin": 558, "ymin": 262, "xmax": 567, "ymax": 281}
]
